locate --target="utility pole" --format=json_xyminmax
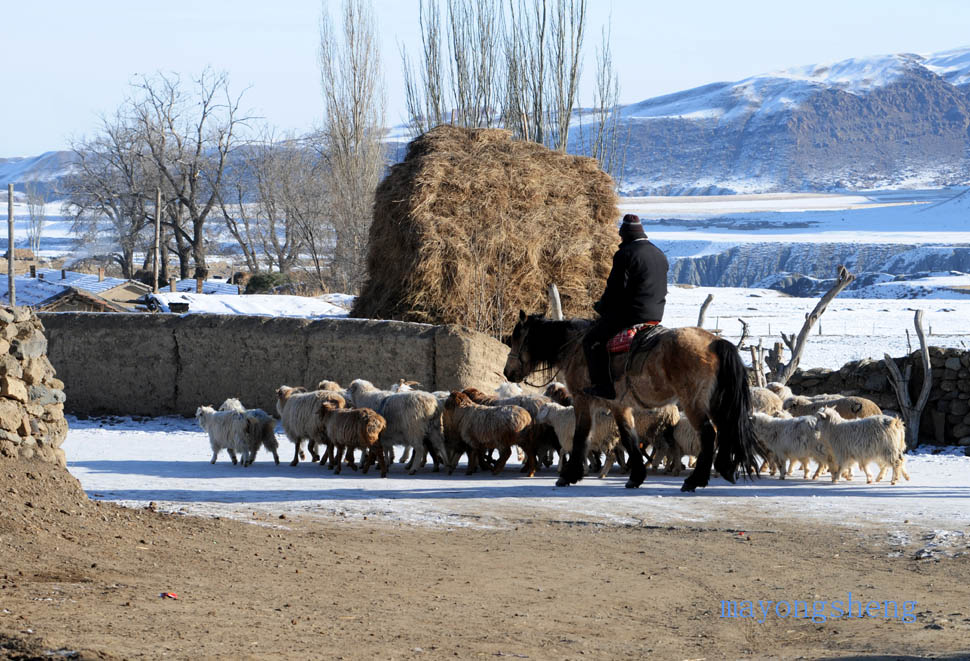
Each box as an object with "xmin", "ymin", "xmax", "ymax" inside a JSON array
[
  {"xmin": 7, "ymin": 184, "xmax": 14, "ymax": 306},
  {"xmin": 153, "ymin": 186, "xmax": 161, "ymax": 293}
]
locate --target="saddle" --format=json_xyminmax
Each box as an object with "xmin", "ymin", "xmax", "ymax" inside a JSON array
[{"xmin": 607, "ymin": 323, "xmax": 668, "ymax": 383}]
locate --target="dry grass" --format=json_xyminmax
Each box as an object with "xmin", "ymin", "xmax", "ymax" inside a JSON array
[{"xmin": 351, "ymin": 125, "xmax": 619, "ymax": 337}]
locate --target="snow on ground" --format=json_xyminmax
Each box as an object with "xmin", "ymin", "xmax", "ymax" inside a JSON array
[{"xmin": 63, "ymin": 415, "xmax": 970, "ymax": 533}]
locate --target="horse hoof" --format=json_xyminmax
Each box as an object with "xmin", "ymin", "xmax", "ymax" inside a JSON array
[
  {"xmin": 680, "ymin": 482, "xmax": 696, "ymax": 492},
  {"xmin": 555, "ymin": 477, "xmax": 571, "ymax": 487},
  {"xmin": 624, "ymin": 479, "xmax": 641, "ymax": 489}
]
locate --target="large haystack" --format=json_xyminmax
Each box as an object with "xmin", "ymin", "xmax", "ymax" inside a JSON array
[{"xmin": 351, "ymin": 125, "xmax": 619, "ymax": 337}]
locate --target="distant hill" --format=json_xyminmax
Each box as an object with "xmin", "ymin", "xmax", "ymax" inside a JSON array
[{"xmin": 594, "ymin": 46, "xmax": 970, "ymax": 194}]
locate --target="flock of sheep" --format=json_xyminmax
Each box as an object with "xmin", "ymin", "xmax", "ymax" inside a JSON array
[{"xmin": 194, "ymin": 378, "xmax": 911, "ymax": 485}]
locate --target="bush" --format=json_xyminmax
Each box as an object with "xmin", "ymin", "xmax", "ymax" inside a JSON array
[{"xmin": 244, "ymin": 272, "xmax": 293, "ymax": 294}]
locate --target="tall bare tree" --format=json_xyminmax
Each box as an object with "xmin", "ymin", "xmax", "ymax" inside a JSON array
[
  {"xmin": 63, "ymin": 112, "xmax": 154, "ymax": 278},
  {"xmin": 24, "ymin": 181, "xmax": 47, "ymax": 257},
  {"xmin": 131, "ymin": 69, "xmax": 249, "ymax": 279},
  {"xmin": 319, "ymin": 0, "xmax": 386, "ymax": 293}
]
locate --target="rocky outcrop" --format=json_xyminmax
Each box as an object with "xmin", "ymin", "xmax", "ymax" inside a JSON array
[{"xmin": 0, "ymin": 307, "xmax": 68, "ymax": 466}]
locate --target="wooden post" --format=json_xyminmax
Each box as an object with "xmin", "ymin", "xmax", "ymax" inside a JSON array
[
  {"xmin": 547, "ymin": 283, "xmax": 563, "ymax": 321},
  {"xmin": 697, "ymin": 293, "xmax": 714, "ymax": 327},
  {"xmin": 196, "ymin": 277, "xmax": 203, "ymax": 293},
  {"xmin": 153, "ymin": 186, "xmax": 161, "ymax": 293},
  {"xmin": 169, "ymin": 277, "xmax": 177, "ymax": 292},
  {"xmin": 7, "ymin": 183, "xmax": 14, "ymax": 306},
  {"xmin": 883, "ymin": 310, "xmax": 932, "ymax": 451}
]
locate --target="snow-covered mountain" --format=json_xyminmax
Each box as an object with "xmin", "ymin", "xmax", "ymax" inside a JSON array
[{"xmin": 609, "ymin": 47, "xmax": 970, "ymax": 194}]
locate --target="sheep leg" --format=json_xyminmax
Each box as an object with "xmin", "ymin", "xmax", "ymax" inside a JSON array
[
  {"xmin": 375, "ymin": 445, "xmax": 389, "ymax": 478},
  {"xmin": 289, "ymin": 437, "xmax": 303, "ymax": 467},
  {"xmin": 598, "ymin": 450, "xmax": 615, "ymax": 479},
  {"xmin": 875, "ymin": 465, "xmax": 888, "ymax": 482},
  {"xmin": 407, "ymin": 443, "xmax": 421, "ymax": 475},
  {"xmin": 399, "ymin": 446, "xmax": 412, "ymax": 465},
  {"xmin": 466, "ymin": 447, "xmax": 480, "ymax": 476},
  {"xmin": 228, "ymin": 448, "xmax": 238, "ymax": 465},
  {"xmin": 332, "ymin": 446, "xmax": 345, "ymax": 474},
  {"xmin": 210, "ymin": 449, "xmax": 219, "ymax": 464},
  {"xmin": 308, "ymin": 439, "xmax": 320, "ymax": 464},
  {"xmin": 345, "ymin": 448, "xmax": 358, "ymax": 471},
  {"xmin": 858, "ymin": 460, "xmax": 874, "ymax": 484},
  {"xmin": 491, "ymin": 446, "xmax": 513, "ymax": 475},
  {"xmin": 360, "ymin": 448, "xmax": 374, "ymax": 474}
]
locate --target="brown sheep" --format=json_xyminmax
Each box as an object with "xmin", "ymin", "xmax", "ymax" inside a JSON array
[
  {"xmin": 319, "ymin": 407, "xmax": 388, "ymax": 478},
  {"xmin": 442, "ymin": 391, "xmax": 532, "ymax": 476}
]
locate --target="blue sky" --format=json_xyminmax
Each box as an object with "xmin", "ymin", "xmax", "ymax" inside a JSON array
[{"xmin": 1, "ymin": 0, "xmax": 968, "ymax": 157}]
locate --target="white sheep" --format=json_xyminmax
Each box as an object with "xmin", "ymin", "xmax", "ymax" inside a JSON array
[
  {"xmin": 535, "ymin": 402, "xmax": 620, "ymax": 478},
  {"xmin": 749, "ymin": 411, "xmax": 826, "ymax": 479},
  {"xmin": 750, "ymin": 387, "xmax": 784, "ymax": 415},
  {"xmin": 784, "ymin": 394, "xmax": 881, "ymax": 420},
  {"xmin": 276, "ymin": 386, "xmax": 345, "ymax": 466},
  {"xmin": 814, "ymin": 407, "xmax": 910, "ymax": 485},
  {"xmin": 218, "ymin": 398, "xmax": 280, "ymax": 466},
  {"xmin": 656, "ymin": 417, "xmax": 701, "ymax": 476},
  {"xmin": 347, "ymin": 379, "xmax": 446, "ymax": 474},
  {"xmin": 765, "ymin": 381, "xmax": 794, "ymax": 401},
  {"xmin": 196, "ymin": 405, "xmax": 245, "ymax": 465}
]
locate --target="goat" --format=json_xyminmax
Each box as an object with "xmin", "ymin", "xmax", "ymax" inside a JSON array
[
  {"xmin": 815, "ymin": 407, "xmax": 910, "ymax": 485},
  {"xmin": 442, "ymin": 391, "xmax": 531, "ymax": 475},
  {"xmin": 218, "ymin": 398, "xmax": 280, "ymax": 465},
  {"xmin": 276, "ymin": 386, "xmax": 345, "ymax": 466},
  {"xmin": 196, "ymin": 405, "xmax": 245, "ymax": 465}
]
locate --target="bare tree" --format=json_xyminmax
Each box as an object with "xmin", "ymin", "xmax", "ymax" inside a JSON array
[
  {"xmin": 131, "ymin": 69, "xmax": 249, "ymax": 279},
  {"xmin": 573, "ymin": 22, "xmax": 626, "ymax": 181},
  {"xmin": 883, "ymin": 310, "xmax": 932, "ymax": 450},
  {"xmin": 766, "ymin": 265, "xmax": 856, "ymax": 385},
  {"xmin": 24, "ymin": 182, "xmax": 47, "ymax": 257},
  {"xmin": 62, "ymin": 113, "xmax": 154, "ymax": 278},
  {"xmin": 215, "ymin": 132, "xmax": 304, "ymax": 274},
  {"xmin": 402, "ymin": 0, "xmax": 445, "ymax": 135},
  {"xmin": 319, "ymin": 0, "xmax": 386, "ymax": 293}
]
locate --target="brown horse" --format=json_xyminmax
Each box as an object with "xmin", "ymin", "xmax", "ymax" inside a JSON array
[{"xmin": 502, "ymin": 311, "xmax": 760, "ymax": 492}]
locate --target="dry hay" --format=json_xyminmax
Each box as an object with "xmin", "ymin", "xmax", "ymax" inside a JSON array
[{"xmin": 351, "ymin": 125, "xmax": 619, "ymax": 337}]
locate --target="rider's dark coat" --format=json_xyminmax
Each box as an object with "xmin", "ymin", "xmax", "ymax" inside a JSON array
[{"xmin": 593, "ymin": 237, "xmax": 669, "ymax": 330}]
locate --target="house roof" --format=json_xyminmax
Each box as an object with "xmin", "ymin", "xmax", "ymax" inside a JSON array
[
  {"xmin": 38, "ymin": 287, "xmax": 130, "ymax": 313},
  {"xmin": 0, "ymin": 269, "xmax": 237, "ymax": 307}
]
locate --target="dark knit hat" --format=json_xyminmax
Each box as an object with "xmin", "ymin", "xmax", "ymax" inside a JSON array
[{"xmin": 619, "ymin": 213, "xmax": 646, "ymax": 240}]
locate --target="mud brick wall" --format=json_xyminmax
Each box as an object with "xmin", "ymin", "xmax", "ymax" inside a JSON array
[
  {"xmin": 39, "ymin": 313, "xmax": 511, "ymax": 417},
  {"xmin": 0, "ymin": 307, "xmax": 69, "ymax": 466}
]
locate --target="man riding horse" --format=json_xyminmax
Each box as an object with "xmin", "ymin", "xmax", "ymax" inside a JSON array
[{"xmin": 583, "ymin": 214, "xmax": 669, "ymax": 400}]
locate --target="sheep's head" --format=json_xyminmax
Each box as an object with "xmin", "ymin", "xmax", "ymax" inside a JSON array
[
  {"xmin": 195, "ymin": 405, "xmax": 213, "ymax": 428},
  {"xmin": 461, "ymin": 387, "xmax": 489, "ymax": 403},
  {"xmin": 317, "ymin": 380, "xmax": 342, "ymax": 392},
  {"xmin": 445, "ymin": 391, "xmax": 472, "ymax": 410}
]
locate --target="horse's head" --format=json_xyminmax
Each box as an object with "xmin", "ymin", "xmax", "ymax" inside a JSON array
[{"xmin": 503, "ymin": 309, "xmax": 543, "ymax": 383}]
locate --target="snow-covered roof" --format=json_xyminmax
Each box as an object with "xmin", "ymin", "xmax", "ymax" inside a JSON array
[{"xmin": 146, "ymin": 292, "xmax": 351, "ymax": 318}]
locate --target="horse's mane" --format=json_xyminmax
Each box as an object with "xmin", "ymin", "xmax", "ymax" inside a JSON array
[{"xmin": 523, "ymin": 315, "xmax": 592, "ymax": 374}]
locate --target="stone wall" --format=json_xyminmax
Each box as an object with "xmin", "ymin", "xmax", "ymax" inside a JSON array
[
  {"xmin": 0, "ymin": 307, "xmax": 68, "ymax": 465},
  {"xmin": 39, "ymin": 313, "xmax": 511, "ymax": 417},
  {"xmin": 787, "ymin": 347, "xmax": 970, "ymax": 446}
]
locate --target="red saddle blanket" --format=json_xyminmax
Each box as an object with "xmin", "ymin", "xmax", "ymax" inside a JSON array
[{"xmin": 606, "ymin": 321, "xmax": 659, "ymax": 354}]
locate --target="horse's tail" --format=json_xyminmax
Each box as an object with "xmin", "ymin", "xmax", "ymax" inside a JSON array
[{"xmin": 709, "ymin": 338, "xmax": 760, "ymax": 483}]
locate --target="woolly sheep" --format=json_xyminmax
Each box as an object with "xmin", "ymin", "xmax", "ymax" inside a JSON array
[
  {"xmin": 218, "ymin": 398, "xmax": 280, "ymax": 466},
  {"xmin": 765, "ymin": 382, "xmax": 794, "ymax": 401},
  {"xmin": 815, "ymin": 407, "xmax": 910, "ymax": 485},
  {"xmin": 319, "ymin": 406, "xmax": 388, "ymax": 477},
  {"xmin": 543, "ymin": 382, "xmax": 572, "ymax": 406},
  {"xmin": 348, "ymin": 379, "xmax": 447, "ymax": 474},
  {"xmin": 535, "ymin": 402, "xmax": 619, "ymax": 478},
  {"xmin": 276, "ymin": 386, "xmax": 345, "ymax": 466},
  {"xmin": 442, "ymin": 391, "xmax": 532, "ymax": 475},
  {"xmin": 750, "ymin": 387, "xmax": 784, "ymax": 415},
  {"xmin": 785, "ymin": 395, "xmax": 882, "ymax": 420},
  {"xmin": 196, "ymin": 405, "xmax": 245, "ymax": 465},
  {"xmin": 749, "ymin": 411, "xmax": 826, "ymax": 479}
]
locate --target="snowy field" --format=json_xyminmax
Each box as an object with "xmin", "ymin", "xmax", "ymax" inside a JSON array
[{"xmin": 63, "ymin": 415, "xmax": 970, "ymax": 538}]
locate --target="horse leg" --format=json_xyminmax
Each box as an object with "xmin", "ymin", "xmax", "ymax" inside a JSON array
[
  {"xmin": 681, "ymin": 417, "xmax": 716, "ymax": 492},
  {"xmin": 557, "ymin": 401, "xmax": 592, "ymax": 486},
  {"xmin": 613, "ymin": 407, "xmax": 645, "ymax": 488}
]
